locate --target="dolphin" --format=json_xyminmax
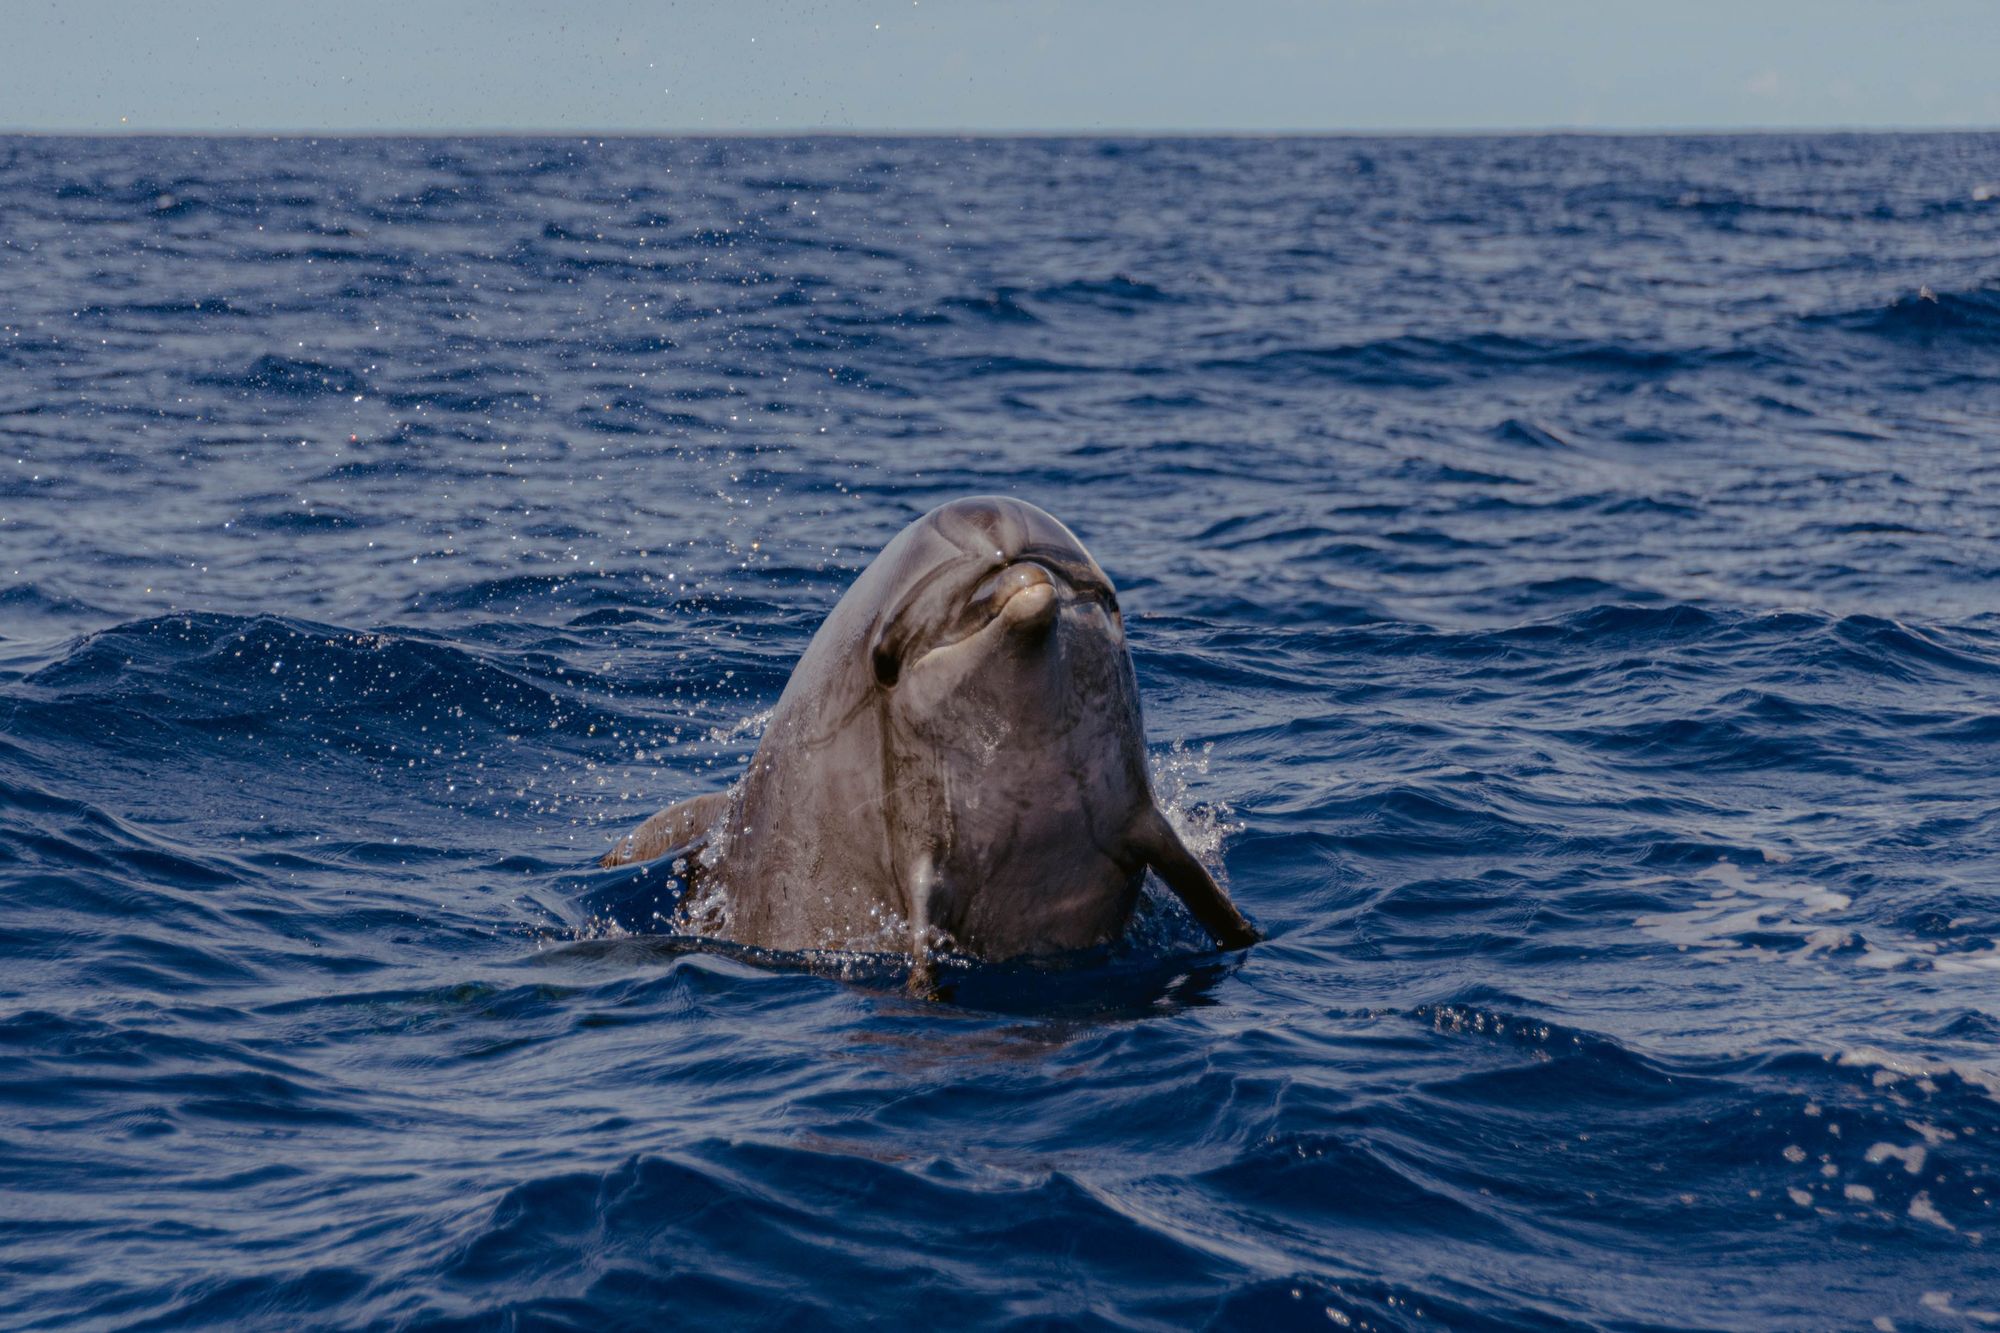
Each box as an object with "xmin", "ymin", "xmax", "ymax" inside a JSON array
[{"xmin": 600, "ymin": 496, "xmax": 1258, "ymax": 984}]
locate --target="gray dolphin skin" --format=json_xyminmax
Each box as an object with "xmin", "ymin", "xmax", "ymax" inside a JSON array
[{"xmin": 601, "ymin": 496, "xmax": 1259, "ymax": 982}]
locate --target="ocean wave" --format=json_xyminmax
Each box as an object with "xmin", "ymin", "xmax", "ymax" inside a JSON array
[
  {"xmin": 1034, "ymin": 274, "xmax": 1182, "ymax": 308},
  {"xmin": 1197, "ymin": 333, "xmax": 1740, "ymax": 387},
  {"xmin": 940, "ymin": 290, "xmax": 1041, "ymax": 324},
  {"xmin": 431, "ymin": 1147, "xmax": 1234, "ymax": 1327},
  {"xmin": 18, "ymin": 613, "xmax": 619, "ymax": 753},
  {"xmin": 196, "ymin": 353, "xmax": 367, "ymax": 398},
  {"xmin": 1813, "ymin": 284, "xmax": 2000, "ymax": 343},
  {"xmin": 0, "ymin": 582, "xmax": 107, "ymax": 629}
]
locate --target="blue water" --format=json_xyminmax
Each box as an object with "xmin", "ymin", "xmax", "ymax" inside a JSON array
[{"xmin": 3, "ymin": 133, "xmax": 1999, "ymax": 1330}]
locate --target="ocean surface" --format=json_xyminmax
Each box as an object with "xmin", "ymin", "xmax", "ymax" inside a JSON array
[{"xmin": 2, "ymin": 133, "xmax": 1998, "ymax": 1330}]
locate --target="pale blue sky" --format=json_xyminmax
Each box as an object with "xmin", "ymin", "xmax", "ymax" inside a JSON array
[{"xmin": 6, "ymin": 1, "xmax": 1997, "ymax": 133}]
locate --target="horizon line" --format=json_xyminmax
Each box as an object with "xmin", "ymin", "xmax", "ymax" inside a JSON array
[{"xmin": 4, "ymin": 124, "xmax": 1998, "ymax": 139}]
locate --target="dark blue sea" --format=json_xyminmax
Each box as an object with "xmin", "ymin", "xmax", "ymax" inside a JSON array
[{"xmin": 3, "ymin": 133, "xmax": 1999, "ymax": 1330}]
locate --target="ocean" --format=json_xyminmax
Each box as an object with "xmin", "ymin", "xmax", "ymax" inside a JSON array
[{"xmin": 2, "ymin": 132, "xmax": 1998, "ymax": 1329}]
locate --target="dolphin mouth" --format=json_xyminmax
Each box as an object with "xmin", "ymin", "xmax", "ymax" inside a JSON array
[
  {"xmin": 981, "ymin": 561, "xmax": 1056, "ymax": 612},
  {"xmin": 963, "ymin": 561, "xmax": 1058, "ymax": 634},
  {"xmin": 971, "ymin": 559, "xmax": 1119, "ymax": 624}
]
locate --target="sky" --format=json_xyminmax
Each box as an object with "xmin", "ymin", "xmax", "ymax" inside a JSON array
[{"xmin": 4, "ymin": 1, "xmax": 1998, "ymax": 134}]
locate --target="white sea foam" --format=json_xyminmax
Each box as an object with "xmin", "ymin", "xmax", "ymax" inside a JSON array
[
  {"xmin": 1633, "ymin": 855, "xmax": 1993, "ymax": 977},
  {"xmin": 1838, "ymin": 1046, "xmax": 2000, "ymax": 1101},
  {"xmin": 1921, "ymin": 1291, "xmax": 2000, "ymax": 1324},
  {"xmin": 1634, "ymin": 855, "xmax": 1851, "ymax": 960}
]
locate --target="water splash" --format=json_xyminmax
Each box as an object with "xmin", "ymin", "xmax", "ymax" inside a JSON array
[{"xmin": 1149, "ymin": 739, "xmax": 1241, "ymax": 876}]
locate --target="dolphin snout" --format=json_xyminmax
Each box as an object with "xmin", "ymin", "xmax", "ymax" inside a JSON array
[{"xmin": 993, "ymin": 561, "xmax": 1058, "ymax": 630}]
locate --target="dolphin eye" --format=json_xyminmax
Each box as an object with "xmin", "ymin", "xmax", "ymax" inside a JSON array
[
  {"xmin": 868, "ymin": 604, "xmax": 916, "ymax": 688},
  {"xmin": 871, "ymin": 637, "xmax": 902, "ymax": 687}
]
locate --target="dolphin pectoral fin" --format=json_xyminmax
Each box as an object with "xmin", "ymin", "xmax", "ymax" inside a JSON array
[
  {"xmin": 1131, "ymin": 806, "xmax": 1261, "ymax": 949},
  {"xmin": 599, "ymin": 790, "xmax": 733, "ymax": 868}
]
